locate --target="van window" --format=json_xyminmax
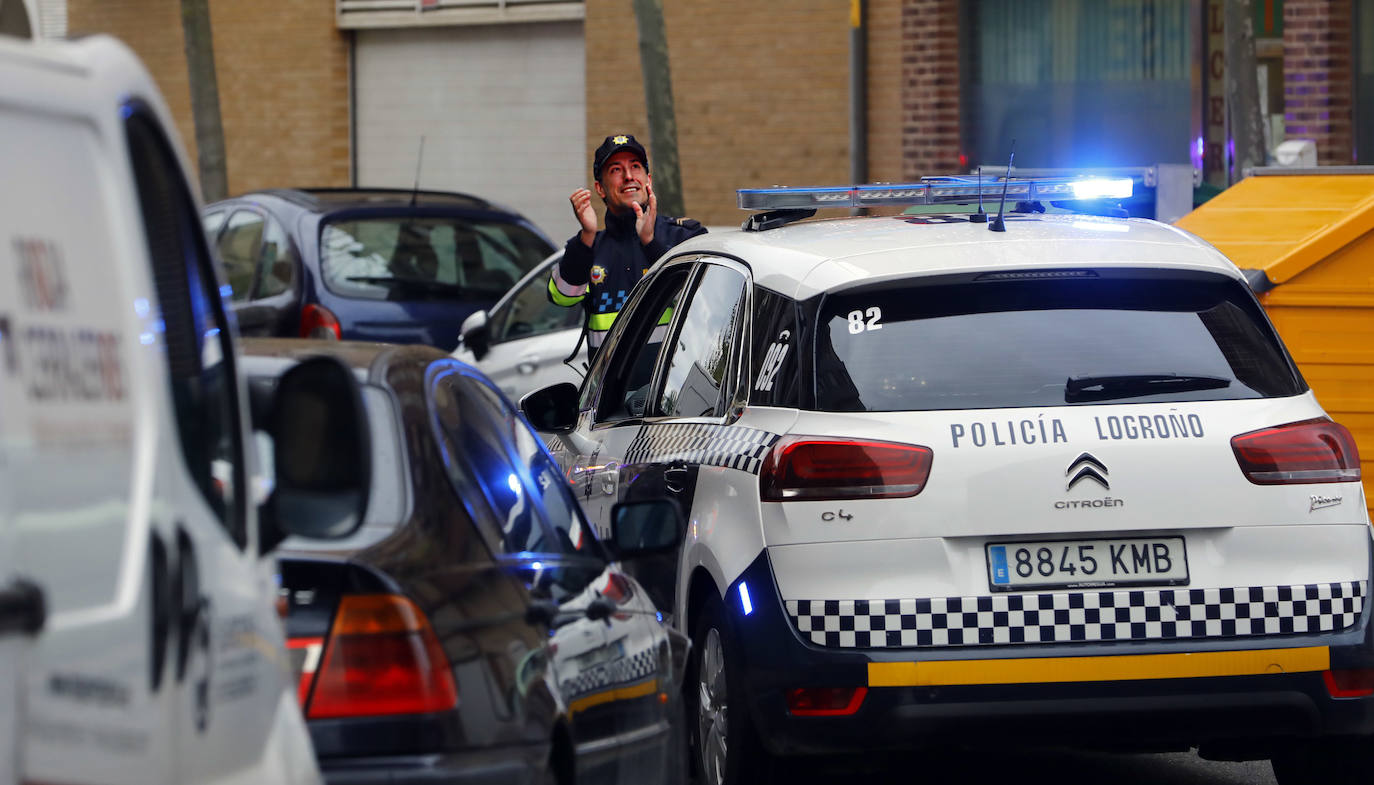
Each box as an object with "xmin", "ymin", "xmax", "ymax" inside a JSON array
[
  {"xmin": 126, "ymin": 107, "xmax": 246, "ymax": 547},
  {"xmin": 813, "ymin": 272, "xmax": 1305, "ymax": 413}
]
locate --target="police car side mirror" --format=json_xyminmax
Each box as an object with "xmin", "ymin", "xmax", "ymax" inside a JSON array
[
  {"xmin": 606, "ymin": 499, "xmax": 684, "ymax": 561},
  {"xmin": 259, "ymin": 356, "xmax": 371, "ymax": 552},
  {"xmin": 520, "ymin": 382, "xmax": 579, "ymax": 433},
  {"xmin": 460, "ymin": 310, "xmax": 490, "ymax": 360}
]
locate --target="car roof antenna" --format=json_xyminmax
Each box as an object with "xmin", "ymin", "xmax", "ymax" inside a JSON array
[
  {"xmin": 988, "ymin": 139, "xmax": 1015, "ymax": 233},
  {"xmin": 409, "ymin": 135, "xmax": 425, "ymax": 208},
  {"xmin": 969, "ymin": 166, "xmax": 988, "ymax": 223}
]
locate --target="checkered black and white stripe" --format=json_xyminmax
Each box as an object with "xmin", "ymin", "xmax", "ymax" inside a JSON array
[
  {"xmin": 624, "ymin": 423, "xmax": 779, "ymax": 474},
  {"xmin": 786, "ymin": 581, "xmax": 1366, "ymax": 649},
  {"xmin": 563, "ymin": 647, "xmax": 660, "ymax": 698}
]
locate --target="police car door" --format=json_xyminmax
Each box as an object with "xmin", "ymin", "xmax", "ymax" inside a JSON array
[
  {"xmin": 575, "ymin": 258, "xmax": 754, "ymax": 612},
  {"xmin": 122, "ymin": 107, "xmax": 309, "ymax": 785}
]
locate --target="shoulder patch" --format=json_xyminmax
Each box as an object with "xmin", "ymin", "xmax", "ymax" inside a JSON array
[{"xmin": 671, "ymin": 217, "xmax": 702, "ymax": 230}]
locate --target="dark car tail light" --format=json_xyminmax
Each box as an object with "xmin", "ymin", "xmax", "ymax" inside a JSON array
[
  {"xmin": 785, "ymin": 687, "xmax": 867, "ymax": 716},
  {"xmin": 1230, "ymin": 418, "xmax": 1361, "ymax": 485},
  {"xmin": 306, "ymin": 594, "xmax": 457, "ymax": 719},
  {"xmin": 300, "ymin": 304, "xmax": 341, "ymax": 340},
  {"xmin": 760, "ymin": 437, "xmax": 933, "ymax": 501},
  {"xmin": 1324, "ymin": 668, "xmax": 1374, "ymax": 698}
]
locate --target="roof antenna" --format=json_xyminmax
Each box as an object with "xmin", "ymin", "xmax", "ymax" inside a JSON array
[
  {"xmin": 989, "ymin": 139, "xmax": 1016, "ymax": 233},
  {"xmin": 969, "ymin": 165, "xmax": 988, "ymax": 223},
  {"xmin": 409, "ymin": 135, "xmax": 426, "ymax": 208}
]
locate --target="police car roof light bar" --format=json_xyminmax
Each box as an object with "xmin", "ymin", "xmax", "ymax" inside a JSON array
[{"xmin": 735, "ymin": 176, "xmax": 1133, "ymax": 212}]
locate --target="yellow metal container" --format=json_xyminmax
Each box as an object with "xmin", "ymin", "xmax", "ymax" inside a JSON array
[{"xmin": 1175, "ymin": 171, "xmax": 1374, "ymax": 517}]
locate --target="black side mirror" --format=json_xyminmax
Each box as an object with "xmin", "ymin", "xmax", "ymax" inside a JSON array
[
  {"xmin": 520, "ymin": 382, "xmax": 579, "ymax": 433},
  {"xmin": 259, "ymin": 356, "xmax": 371, "ymax": 552},
  {"xmin": 460, "ymin": 310, "xmax": 491, "ymax": 360},
  {"xmin": 607, "ymin": 499, "xmax": 684, "ymax": 561}
]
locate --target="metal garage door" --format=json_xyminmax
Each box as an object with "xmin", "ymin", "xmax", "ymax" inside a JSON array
[{"xmin": 354, "ymin": 21, "xmax": 584, "ymax": 241}]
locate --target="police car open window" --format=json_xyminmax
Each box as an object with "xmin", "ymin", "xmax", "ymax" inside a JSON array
[
  {"xmin": 656, "ymin": 265, "xmax": 747, "ymax": 418},
  {"xmin": 593, "ymin": 265, "xmax": 694, "ymax": 423},
  {"xmin": 812, "ymin": 270, "xmax": 1304, "ymax": 413}
]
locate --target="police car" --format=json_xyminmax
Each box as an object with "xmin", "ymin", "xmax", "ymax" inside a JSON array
[{"xmin": 519, "ymin": 176, "xmax": 1373, "ymax": 785}]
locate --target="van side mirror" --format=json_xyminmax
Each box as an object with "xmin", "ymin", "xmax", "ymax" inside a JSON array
[
  {"xmin": 460, "ymin": 310, "xmax": 490, "ymax": 360},
  {"xmin": 607, "ymin": 499, "xmax": 684, "ymax": 561},
  {"xmin": 520, "ymin": 382, "xmax": 579, "ymax": 433},
  {"xmin": 259, "ymin": 356, "xmax": 370, "ymax": 552}
]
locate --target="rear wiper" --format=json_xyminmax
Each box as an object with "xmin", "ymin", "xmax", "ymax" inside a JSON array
[{"xmin": 1065, "ymin": 373, "xmax": 1231, "ymax": 403}]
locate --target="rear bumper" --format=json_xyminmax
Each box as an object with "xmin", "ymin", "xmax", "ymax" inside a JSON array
[
  {"xmin": 724, "ymin": 550, "xmax": 1374, "ymax": 756},
  {"xmin": 319, "ymin": 747, "xmax": 543, "ymax": 785}
]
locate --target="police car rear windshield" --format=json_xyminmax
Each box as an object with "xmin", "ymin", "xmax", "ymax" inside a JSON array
[{"xmin": 813, "ymin": 271, "xmax": 1304, "ymax": 412}]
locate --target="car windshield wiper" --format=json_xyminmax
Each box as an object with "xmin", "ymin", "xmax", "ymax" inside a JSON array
[{"xmin": 1065, "ymin": 373, "xmax": 1231, "ymax": 403}]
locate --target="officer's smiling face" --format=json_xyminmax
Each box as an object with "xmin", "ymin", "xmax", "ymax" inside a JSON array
[{"xmin": 595, "ymin": 151, "xmax": 650, "ymax": 215}]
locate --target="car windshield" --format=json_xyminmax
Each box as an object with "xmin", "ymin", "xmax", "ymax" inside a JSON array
[
  {"xmin": 813, "ymin": 272, "xmax": 1305, "ymax": 412},
  {"xmin": 320, "ymin": 214, "xmax": 552, "ymax": 301}
]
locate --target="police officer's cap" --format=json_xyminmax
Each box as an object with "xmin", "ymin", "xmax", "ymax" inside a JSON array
[{"xmin": 593, "ymin": 134, "xmax": 649, "ymax": 181}]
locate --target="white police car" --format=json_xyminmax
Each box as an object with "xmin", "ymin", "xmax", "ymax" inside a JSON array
[{"xmin": 520, "ymin": 176, "xmax": 1373, "ymax": 785}]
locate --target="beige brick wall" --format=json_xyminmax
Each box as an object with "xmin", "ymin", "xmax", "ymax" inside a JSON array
[
  {"xmin": 586, "ymin": 0, "xmax": 853, "ymax": 226},
  {"xmin": 866, "ymin": 0, "xmax": 905, "ymax": 185},
  {"xmin": 68, "ymin": 0, "xmax": 350, "ymax": 199},
  {"xmin": 1284, "ymin": 0, "xmax": 1354, "ymax": 165}
]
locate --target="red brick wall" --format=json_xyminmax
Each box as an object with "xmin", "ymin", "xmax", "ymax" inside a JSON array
[
  {"xmin": 901, "ymin": 0, "xmax": 961, "ymax": 179},
  {"xmin": 68, "ymin": 0, "xmax": 351, "ymax": 198},
  {"xmin": 1284, "ymin": 0, "xmax": 1354, "ymax": 164}
]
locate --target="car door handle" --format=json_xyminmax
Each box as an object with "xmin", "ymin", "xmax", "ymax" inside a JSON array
[
  {"xmin": 517, "ymin": 353, "xmax": 541, "ymax": 375},
  {"xmin": 664, "ymin": 466, "xmax": 690, "ymax": 494},
  {"xmin": 0, "ymin": 577, "xmax": 45, "ymax": 637}
]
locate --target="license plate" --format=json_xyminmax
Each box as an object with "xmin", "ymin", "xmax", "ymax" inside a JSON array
[{"xmin": 986, "ymin": 537, "xmax": 1188, "ymax": 591}]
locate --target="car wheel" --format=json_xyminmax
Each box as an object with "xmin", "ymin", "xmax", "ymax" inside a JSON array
[
  {"xmin": 691, "ymin": 594, "xmax": 771, "ymax": 785},
  {"xmin": 1272, "ymin": 736, "xmax": 1374, "ymax": 785}
]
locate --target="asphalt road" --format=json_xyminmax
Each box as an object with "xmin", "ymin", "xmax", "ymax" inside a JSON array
[{"xmin": 772, "ymin": 747, "xmax": 1277, "ymax": 785}]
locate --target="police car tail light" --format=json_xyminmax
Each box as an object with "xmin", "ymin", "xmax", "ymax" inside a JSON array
[
  {"xmin": 1230, "ymin": 418, "xmax": 1361, "ymax": 485},
  {"xmin": 300, "ymin": 304, "xmax": 342, "ymax": 340},
  {"xmin": 307, "ymin": 594, "xmax": 457, "ymax": 719},
  {"xmin": 1324, "ymin": 668, "xmax": 1374, "ymax": 698},
  {"xmin": 760, "ymin": 437, "xmax": 933, "ymax": 501},
  {"xmin": 786, "ymin": 686, "xmax": 868, "ymax": 716}
]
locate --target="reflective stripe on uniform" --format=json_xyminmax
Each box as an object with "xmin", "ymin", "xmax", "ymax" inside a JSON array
[{"xmin": 549, "ymin": 266, "xmax": 588, "ymax": 306}]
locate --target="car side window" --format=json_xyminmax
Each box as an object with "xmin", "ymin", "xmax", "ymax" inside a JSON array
[
  {"xmin": 656, "ymin": 264, "xmax": 747, "ymax": 418},
  {"xmin": 216, "ymin": 210, "xmax": 263, "ymax": 303},
  {"xmin": 490, "ymin": 258, "xmax": 582, "ymax": 344},
  {"xmin": 253, "ymin": 214, "xmax": 294, "ymax": 299},
  {"xmin": 126, "ymin": 106, "xmax": 246, "ymax": 547},
  {"xmin": 592, "ymin": 264, "xmax": 694, "ymax": 423}
]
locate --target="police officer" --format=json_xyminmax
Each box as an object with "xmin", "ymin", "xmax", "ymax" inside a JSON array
[{"xmin": 548, "ymin": 134, "xmax": 706, "ymax": 356}]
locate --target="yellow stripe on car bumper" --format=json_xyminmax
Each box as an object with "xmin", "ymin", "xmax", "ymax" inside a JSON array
[{"xmin": 867, "ymin": 646, "xmax": 1330, "ymax": 687}]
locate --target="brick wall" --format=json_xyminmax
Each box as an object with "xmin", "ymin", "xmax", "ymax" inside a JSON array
[
  {"xmin": 1284, "ymin": 0, "xmax": 1354, "ymax": 164},
  {"xmin": 585, "ymin": 0, "xmax": 852, "ymax": 226},
  {"xmin": 901, "ymin": 0, "xmax": 960, "ymax": 180},
  {"xmin": 867, "ymin": 0, "xmax": 904, "ymax": 184},
  {"xmin": 68, "ymin": 0, "xmax": 350, "ymax": 199}
]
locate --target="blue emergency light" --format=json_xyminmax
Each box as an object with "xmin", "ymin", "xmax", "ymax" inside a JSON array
[{"xmin": 736, "ymin": 175, "xmax": 1133, "ymax": 211}]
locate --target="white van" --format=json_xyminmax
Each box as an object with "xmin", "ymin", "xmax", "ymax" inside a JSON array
[{"xmin": 0, "ymin": 35, "xmax": 371, "ymax": 785}]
